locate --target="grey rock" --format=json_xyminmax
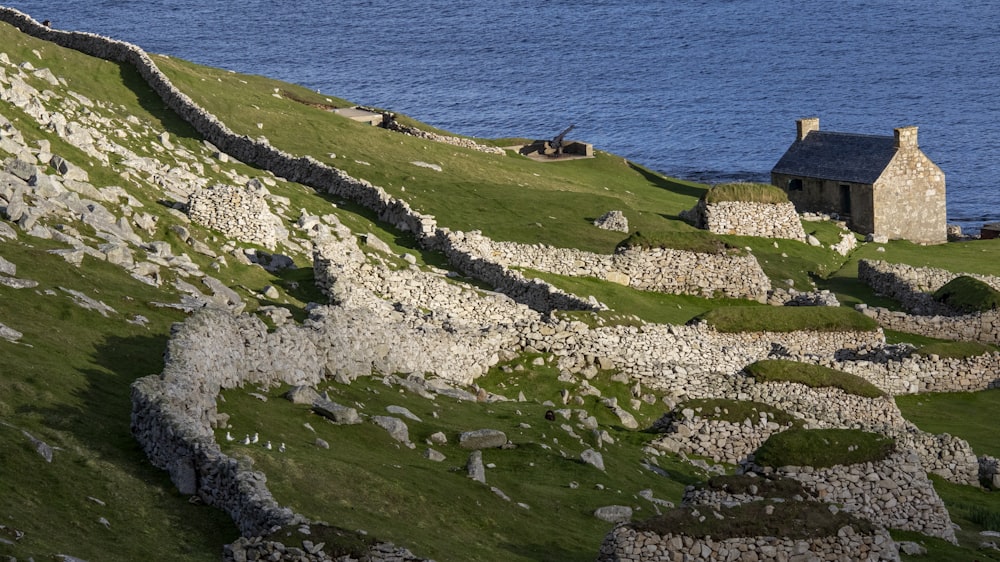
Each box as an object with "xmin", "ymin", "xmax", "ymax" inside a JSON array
[
  {"xmin": 581, "ymin": 448, "xmax": 605, "ymax": 471},
  {"xmin": 5, "ymin": 158, "xmax": 35, "ymax": 182},
  {"xmin": 467, "ymin": 450, "xmax": 486, "ymax": 483},
  {"xmin": 386, "ymin": 405, "xmax": 422, "ymax": 422},
  {"xmin": 362, "ymin": 232, "xmax": 393, "ymax": 254},
  {"xmin": 314, "ymin": 438, "xmax": 330, "ymax": 449},
  {"xmin": 427, "ymin": 431, "xmax": 447, "ymax": 445},
  {"xmin": 594, "ymin": 505, "xmax": 633, "ymax": 523},
  {"xmin": 21, "ymin": 429, "xmax": 52, "ymax": 462},
  {"xmin": 311, "ymin": 399, "xmax": 361, "ymax": 424},
  {"xmin": 0, "ymin": 256, "xmax": 15, "ymax": 276},
  {"xmin": 0, "ymin": 276, "xmax": 39, "ymax": 289},
  {"xmin": 423, "ymin": 448, "xmax": 446, "ymax": 462},
  {"xmin": 372, "ymin": 416, "xmax": 410, "ymax": 444},
  {"xmin": 459, "ymin": 429, "xmax": 508, "ymax": 450},
  {"xmin": 898, "ymin": 541, "xmax": 927, "ymax": 555},
  {"xmin": 284, "ymin": 386, "xmax": 319, "ymax": 405}
]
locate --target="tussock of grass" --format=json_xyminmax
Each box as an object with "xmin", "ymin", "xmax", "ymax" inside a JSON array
[
  {"xmin": 673, "ymin": 398, "xmax": 800, "ymax": 427},
  {"xmin": 695, "ymin": 306, "xmax": 879, "ymax": 333},
  {"xmin": 703, "ymin": 182, "xmax": 790, "ymax": 205},
  {"xmin": 745, "ymin": 360, "xmax": 886, "ymax": 398},
  {"xmin": 932, "ymin": 276, "xmax": 1000, "ymax": 313},
  {"xmin": 753, "ymin": 428, "xmax": 895, "ymax": 469},
  {"xmin": 632, "ymin": 500, "xmax": 875, "ymax": 540}
]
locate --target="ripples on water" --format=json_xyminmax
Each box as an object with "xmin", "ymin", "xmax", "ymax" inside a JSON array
[{"xmin": 8, "ymin": 0, "xmax": 1000, "ymax": 230}]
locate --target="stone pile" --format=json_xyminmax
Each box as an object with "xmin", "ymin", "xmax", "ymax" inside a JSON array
[
  {"xmin": 187, "ymin": 181, "xmax": 284, "ymax": 249},
  {"xmin": 593, "ymin": 210, "xmax": 629, "ymax": 233}
]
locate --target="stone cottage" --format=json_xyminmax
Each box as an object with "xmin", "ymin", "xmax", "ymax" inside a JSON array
[{"xmin": 771, "ymin": 117, "xmax": 946, "ymax": 244}]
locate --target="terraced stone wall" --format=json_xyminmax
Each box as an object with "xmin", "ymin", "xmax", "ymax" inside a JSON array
[{"xmin": 858, "ymin": 259, "xmax": 1000, "ymax": 343}]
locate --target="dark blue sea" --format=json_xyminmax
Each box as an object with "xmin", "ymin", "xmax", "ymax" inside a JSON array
[{"xmin": 6, "ymin": 0, "xmax": 1000, "ymax": 232}]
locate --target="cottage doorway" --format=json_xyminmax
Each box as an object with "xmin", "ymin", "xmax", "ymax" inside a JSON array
[{"xmin": 839, "ymin": 184, "xmax": 851, "ymax": 215}]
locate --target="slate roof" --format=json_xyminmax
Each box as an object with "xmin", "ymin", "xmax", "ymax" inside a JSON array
[{"xmin": 771, "ymin": 131, "xmax": 898, "ymax": 185}]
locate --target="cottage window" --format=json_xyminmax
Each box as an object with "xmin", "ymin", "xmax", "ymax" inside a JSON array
[{"xmin": 788, "ymin": 179, "xmax": 803, "ymax": 191}]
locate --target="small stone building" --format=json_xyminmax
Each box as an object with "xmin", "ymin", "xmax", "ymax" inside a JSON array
[{"xmin": 771, "ymin": 117, "xmax": 946, "ymax": 244}]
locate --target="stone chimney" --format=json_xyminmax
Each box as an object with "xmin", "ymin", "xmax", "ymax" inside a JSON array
[
  {"xmin": 894, "ymin": 126, "xmax": 918, "ymax": 149},
  {"xmin": 796, "ymin": 117, "xmax": 819, "ymax": 141}
]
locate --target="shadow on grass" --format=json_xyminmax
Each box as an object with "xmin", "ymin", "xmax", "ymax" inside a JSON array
[
  {"xmin": 501, "ymin": 540, "xmax": 595, "ymax": 562},
  {"xmin": 118, "ymin": 62, "xmax": 202, "ymax": 141},
  {"xmin": 629, "ymin": 162, "xmax": 706, "ymax": 199}
]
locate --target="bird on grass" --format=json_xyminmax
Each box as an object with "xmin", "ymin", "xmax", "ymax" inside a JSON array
[
  {"xmin": 241, "ymin": 434, "xmax": 251, "ymax": 445},
  {"xmin": 264, "ymin": 441, "xmax": 272, "ymax": 451},
  {"xmin": 225, "ymin": 431, "xmax": 234, "ymax": 442},
  {"xmin": 251, "ymin": 432, "xmax": 259, "ymax": 444},
  {"xmin": 278, "ymin": 442, "xmax": 286, "ymax": 453}
]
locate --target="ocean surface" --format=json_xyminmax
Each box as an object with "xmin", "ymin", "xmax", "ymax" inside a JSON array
[{"xmin": 6, "ymin": 0, "xmax": 1000, "ymax": 232}]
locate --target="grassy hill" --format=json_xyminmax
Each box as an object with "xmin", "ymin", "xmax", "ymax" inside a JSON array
[{"xmin": 3, "ymin": 16, "xmax": 1000, "ymax": 562}]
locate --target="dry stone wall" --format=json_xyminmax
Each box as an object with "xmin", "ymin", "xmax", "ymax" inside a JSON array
[
  {"xmin": 598, "ymin": 524, "xmax": 900, "ymax": 562},
  {"xmin": 750, "ymin": 451, "xmax": 957, "ymax": 542},
  {"xmin": 448, "ymin": 230, "xmax": 772, "ymax": 301},
  {"xmin": 858, "ymin": 259, "xmax": 1000, "ymax": 343},
  {"xmin": 687, "ymin": 199, "xmax": 807, "ymax": 241}
]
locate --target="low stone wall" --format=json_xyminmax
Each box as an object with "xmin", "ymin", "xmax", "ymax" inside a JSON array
[
  {"xmin": 857, "ymin": 259, "xmax": 1000, "ymax": 343},
  {"xmin": 382, "ymin": 116, "xmax": 506, "ymax": 155},
  {"xmin": 598, "ymin": 524, "xmax": 899, "ymax": 562},
  {"xmin": 130, "ymin": 310, "xmax": 318, "ymax": 537},
  {"xmin": 651, "ymin": 415, "xmax": 793, "ymax": 465},
  {"xmin": 751, "ymin": 451, "xmax": 956, "ymax": 542},
  {"xmin": 688, "ymin": 199, "xmax": 807, "ymax": 241},
  {"xmin": 859, "ymin": 259, "xmax": 1000, "ymax": 313},
  {"xmin": 449, "ymin": 230, "xmax": 772, "ymax": 301},
  {"xmin": 859, "ymin": 304, "xmax": 1000, "ymax": 345}
]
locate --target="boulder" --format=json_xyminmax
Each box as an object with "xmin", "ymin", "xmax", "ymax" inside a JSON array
[
  {"xmin": 372, "ymin": 416, "xmax": 410, "ymax": 444},
  {"xmin": 594, "ymin": 505, "xmax": 632, "ymax": 523},
  {"xmin": 311, "ymin": 398, "xmax": 361, "ymax": 424},
  {"xmin": 467, "ymin": 450, "xmax": 486, "ymax": 483},
  {"xmin": 459, "ymin": 429, "xmax": 508, "ymax": 450},
  {"xmin": 284, "ymin": 385, "xmax": 320, "ymax": 405},
  {"xmin": 581, "ymin": 448, "xmax": 605, "ymax": 471}
]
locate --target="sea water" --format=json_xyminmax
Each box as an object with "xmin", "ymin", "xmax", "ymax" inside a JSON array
[{"xmin": 7, "ymin": 0, "xmax": 1000, "ymax": 232}]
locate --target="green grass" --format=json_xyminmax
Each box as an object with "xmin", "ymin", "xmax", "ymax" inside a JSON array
[
  {"xmin": 694, "ymin": 474, "xmax": 809, "ymax": 499},
  {"xmin": 695, "ymin": 306, "xmax": 879, "ymax": 333},
  {"xmin": 896, "ymin": 389, "xmax": 1000, "ymax": 458},
  {"xmin": 933, "ymin": 276, "xmax": 1000, "ymax": 313},
  {"xmin": 216, "ymin": 375, "xmax": 706, "ymax": 562},
  {"xmin": 632, "ymin": 500, "xmax": 875, "ymax": 540},
  {"xmin": 673, "ymin": 398, "xmax": 800, "ymax": 427},
  {"xmin": 152, "ymin": 54, "xmax": 710, "ymax": 255},
  {"xmin": 753, "ymin": 429, "xmax": 895, "ymax": 469},
  {"xmin": 703, "ymin": 182, "xmax": 789, "ymax": 204},
  {"xmin": 745, "ymin": 360, "xmax": 887, "ymax": 398},
  {"xmin": 913, "ymin": 341, "xmax": 998, "ymax": 359}
]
